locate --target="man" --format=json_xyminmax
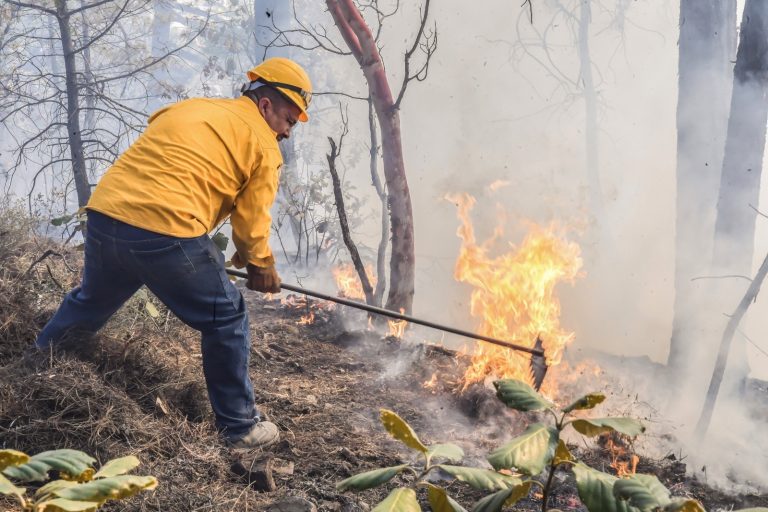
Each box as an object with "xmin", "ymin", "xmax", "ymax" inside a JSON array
[{"xmin": 35, "ymin": 57, "xmax": 312, "ymax": 449}]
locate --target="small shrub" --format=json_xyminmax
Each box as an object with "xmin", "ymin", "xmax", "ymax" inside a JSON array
[{"xmin": 0, "ymin": 448, "xmax": 156, "ymax": 511}]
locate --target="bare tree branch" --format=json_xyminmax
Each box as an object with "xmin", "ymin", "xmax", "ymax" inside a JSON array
[{"xmin": 5, "ymin": 0, "xmax": 56, "ymax": 16}]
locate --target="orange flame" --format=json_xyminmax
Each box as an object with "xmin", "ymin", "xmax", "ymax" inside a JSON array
[
  {"xmin": 333, "ymin": 263, "xmax": 377, "ymax": 300},
  {"xmin": 388, "ymin": 309, "xmax": 408, "ymax": 338},
  {"xmin": 423, "ymin": 372, "xmax": 438, "ymax": 390},
  {"xmin": 605, "ymin": 436, "xmax": 639, "ymax": 477},
  {"xmin": 450, "ymin": 193, "xmax": 583, "ymax": 391},
  {"xmin": 298, "ymin": 311, "xmax": 315, "ymax": 325}
]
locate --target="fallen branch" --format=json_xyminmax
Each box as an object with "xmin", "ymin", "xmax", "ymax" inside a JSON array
[
  {"xmin": 24, "ymin": 249, "xmax": 63, "ymax": 276},
  {"xmin": 695, "ymin": 250, "xmax": 768, "ymax": 439}
]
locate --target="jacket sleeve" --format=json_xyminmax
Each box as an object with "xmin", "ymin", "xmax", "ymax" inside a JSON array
[{"xmin": 230, "ymin": 147, "xmax": 282, "ymax": 268}]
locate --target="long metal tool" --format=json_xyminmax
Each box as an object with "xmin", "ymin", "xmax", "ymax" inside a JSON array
[{"xmin": 226, "ymin": 268, "xmax": 544, "ymax": 357}]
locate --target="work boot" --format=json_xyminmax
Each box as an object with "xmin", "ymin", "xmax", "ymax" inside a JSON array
[{"xmin": 228, "ymin": 421, "xmax": 280, "ymax": 449}]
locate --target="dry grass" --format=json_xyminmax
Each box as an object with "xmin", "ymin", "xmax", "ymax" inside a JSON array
[
  {"xmin": 1, "ymin": 206, "xmax": 765, "ymax": 511},
  {"xmin": 0, "ymin": 208, "xmax": 273, "ymax": 510}
]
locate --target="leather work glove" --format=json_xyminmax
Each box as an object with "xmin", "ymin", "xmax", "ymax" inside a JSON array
[
  {"xmin": 246, "ymin": 263, "xmax": 281, "ymax": 293},
  {"xmin": 230, "ymin": 251, "xmax": 245, "ymax": 269}
]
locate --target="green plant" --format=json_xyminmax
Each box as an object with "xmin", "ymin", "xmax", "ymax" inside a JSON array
[
  {"xmin": 338, "ymin": 382, "xmax": 768, "ymax": 512},
  {"xmin": 0, "ymin": 449, "xmax": 157, "ymax": 511},
  {"xmin": 337, "ymin": 409, "xmax": 532, "ymax": 512},
  {"xmin": 486, "ymin": 379, "xmax": 768, "ymax": 512}
]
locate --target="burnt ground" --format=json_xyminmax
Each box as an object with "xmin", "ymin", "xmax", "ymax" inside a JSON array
[{"xmin": 0, "ymin": 214, "xmax": 767, "ymax": 511}]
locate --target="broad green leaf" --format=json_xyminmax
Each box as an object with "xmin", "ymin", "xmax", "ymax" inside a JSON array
[
  {"xmin": 487, "ymin": 423, "xmax": 558, "ymax": 475},
  {"xmin": 427, "ymin": 484, "xmax": 468, "ymax": 512},
  {"xmin": 93, "ymin": 456, "xmax": 140, "ymax": 479},
  {"xmin": 438, "ymin": 465, "xmax": 521, "ymax": 491},
  {"xmin": 380, "ymin": 410, "xmax": 428, "ymax": 453},
  {"xmin": 211, "ymin": 232, "xmax": 229, "ymax": 252},
  {"xmin": 570, "ymin": 418, "xmax": 645, "ymax": 437},
  {"xmin": 614, "ymin": 474, "xmax": 671, "ymax": 510},
  {"xmin": 573, "ymin": 463, "xmax": 639, "ymax": 512},
  {"xmin": 663, "ymin": 499, "xmax": 706, "ymax": 512},
  {"xmin": 493, "ymin": 379, "xmax": 553, "ymax": 411},
  {"xmin": 36, "ymin": 498, "xmax": 98, "ymax": 511},
  {"xmin": 553, "ymin": 440, "xmax": 575, "ymax": 465},
  {"xmin": 0, "ymin": 450, "xmax": 28, "ymax": 470},
  {"xmin": 36, "ymin": 480, "xmax": 78, "ymax": 499},
  {"xmin": 0, "ymin": 472, "xmax": 25, "ymax": 498},
  {"xmin": 54, "ymin": 475, "xmax": 157, "ymax": 504},
  {"xmin": 4, "ymin": 450, "xmax": 95, "ymax": 482},
  {"xmin": 428, "ymin": 443, "xmax": 464, "ymax": 463},
  {"xmin": 563, "ymin": 393, "xmax": 606, "ymax": 413},
  {"xmin": 471, "ymin": 481, "xmax": 533, "ymax": 512},
  {"xmin": 372, "ymin": 487, "xmax": 421, "ymax": 512},
  {"xmin": 336, "ymin": 465, "xmax": 408, "ymax": 492}
]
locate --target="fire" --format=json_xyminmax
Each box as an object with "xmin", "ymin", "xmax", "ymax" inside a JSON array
[
  {"xmin": 333, "ymin": 263, "xmax": 376, "ymax": 300},
  {"xmin": 450, "ymin": 193, "xmax": 583, "ymax": 391},
  {"xmin": 604, "ymin": 434, "xmax": 639, "ymax": 477},
  {"xmin": 423, "ymin": 372, "xmax": 438, "ymax": 390},
  {"xmin": 298, "ymin": 311, "xmax": 315, "ymax": 325},
  {"xmin": 387, "ymin": 309, "xmax": 408, "ymax": 338}
]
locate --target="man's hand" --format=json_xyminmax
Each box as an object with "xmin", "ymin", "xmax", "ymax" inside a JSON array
[
  {"xmin": 246, "ymin": 263, "xmax": 281, "ymax": 293},
  {"xmin": 231, "ymin": 252, "xmax": 245, "ymax": 268}
]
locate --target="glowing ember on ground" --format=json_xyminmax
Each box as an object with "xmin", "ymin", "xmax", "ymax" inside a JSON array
[
  {"xmin": 333, "ymin": 263, "xmax": 376, "ymax": 299},
  {"xmin": 423, "ymin": 372, "xmax": 438, "ymax": 389},
  {"xmin": 449, "ymin": 193, "xmax": 583, "ymax": 392},
  {"xmin": 298, "ymin": 311, "xmax": 315, "ymax": 325}
]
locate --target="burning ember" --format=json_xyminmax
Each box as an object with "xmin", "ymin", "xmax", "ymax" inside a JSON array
[
  {"xmin": 280, "ymin": 294, "xmax": 332, "ymax": 326},
  {"xmin": 333, "ymin": 263, "xmax": 376, "ymax": 299},
  {"xmin": 449, "ymin": 193, "xmax": 583, "ymax": 391},
  {"xmin": 298, "ymin": 311, "xmax": 315, "ymax": 325}
]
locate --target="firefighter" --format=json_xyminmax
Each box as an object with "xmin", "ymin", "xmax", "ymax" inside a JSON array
[{"xmin": 35, "ymin": 57, "xmax": 312, "ymax": 449}]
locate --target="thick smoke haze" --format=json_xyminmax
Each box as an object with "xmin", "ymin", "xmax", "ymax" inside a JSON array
[
  {"xmin": 310, "ymin": 0, "xmax": 767, "ymax": 490},
  {"xmin": 2, "ymin": 0, "xmax": 765, "ymax": 492}
]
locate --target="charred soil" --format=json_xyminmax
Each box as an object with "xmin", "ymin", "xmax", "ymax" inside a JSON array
[{"xmin": 0, "ymin": 217, "xmax": 766, "ymax": 511}]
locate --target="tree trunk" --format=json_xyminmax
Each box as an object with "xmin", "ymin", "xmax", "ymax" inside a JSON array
[
  {"xmin": 578, "ymin": 0, "xmax": 602, "ymax": 219},
  {"xmin": 668, "ymin": 0, "xmax": 736, "ymax": 371},
  {"xmin": 327, "ymin": 137, "xmax": 375, "ymax": 305},
  {"xmin": 55, "ymin": 0, "xmax": 90, "ymax": 207},
  {"xmin": 713, "ymin": 0, "xmax": 768, "ymax": 271},
  {"xmin": 369, "ymin": 98, "xmax": 388, "ymax": 308},
  {"xmin": 709, "ymin": 0, "xmax": 768, "ymax": 391},
  {"xmin": 326, "ymin": 0, "xmax": 415, "ymax": 314}
]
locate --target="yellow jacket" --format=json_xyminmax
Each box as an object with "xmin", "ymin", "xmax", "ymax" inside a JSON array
[{"xmin": 87, "ymin": 96, "xmax": 282, "ymax": 267}]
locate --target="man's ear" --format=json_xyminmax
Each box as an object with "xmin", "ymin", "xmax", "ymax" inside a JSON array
[{"xmin": 257, "ymin": 96, "xmax": 272, "ymax": 116}]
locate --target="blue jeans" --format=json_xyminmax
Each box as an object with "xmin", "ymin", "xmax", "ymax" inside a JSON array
[{"xmin": 36, "ymin": 210, "xmax": 258, "ymax": 440}]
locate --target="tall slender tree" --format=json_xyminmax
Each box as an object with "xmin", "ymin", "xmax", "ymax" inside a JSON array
[
  {"xmin": 668, "ymin": 0, "xmax": 736, "ymax": 372},
  {"xmin": 326, "ymin": 0, "xmax": 418, "ymax": 314},
  {"xmin": 706, "ymin": 0, "xmax": 768, "ymax": 391}
]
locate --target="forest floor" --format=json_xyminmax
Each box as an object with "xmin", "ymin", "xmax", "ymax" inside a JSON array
[{"xmin": 1, "ymin": 211, "xmax": 767, "ymax": 511}]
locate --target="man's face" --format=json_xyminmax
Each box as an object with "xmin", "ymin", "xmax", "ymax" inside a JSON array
[{"xmin": 259, "ymin": 96, "xmax": 301, "ymax": 141}]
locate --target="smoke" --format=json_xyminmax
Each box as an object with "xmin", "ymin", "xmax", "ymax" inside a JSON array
[{"xmin": 311, "ymin": 0, "xmax": 768, "ymax": 492}]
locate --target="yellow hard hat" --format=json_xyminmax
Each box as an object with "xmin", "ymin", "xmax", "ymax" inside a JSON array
[{"xmin": 243, "ymin": 58, "xmax": 312, "ymax": 122}]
